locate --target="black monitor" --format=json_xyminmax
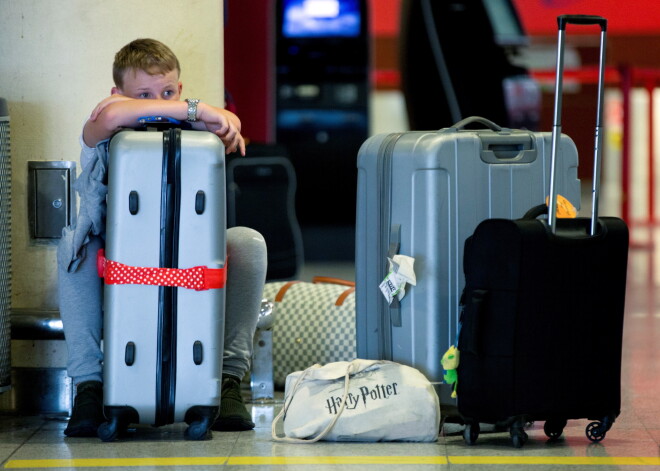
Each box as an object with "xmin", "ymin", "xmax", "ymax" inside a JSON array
[
  {"xmin": 275, "ymin": 0, "xmax": 369, "ymax": 231},
  {"xmin": 482, "ymin": 0, "xmax": 528, "ymax": 47},
  {"xmin": 400, "ymin": 0, "xmax": 533, "ymax": 131},
  {"xmin": 276, "ymin": 0, "xmax": 368, "ymax": 77}
]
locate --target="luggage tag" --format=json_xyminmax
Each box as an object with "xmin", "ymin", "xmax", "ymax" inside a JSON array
[{"xmin": 379, "ymin": 254, "xmax": 417, "ymax": 304}]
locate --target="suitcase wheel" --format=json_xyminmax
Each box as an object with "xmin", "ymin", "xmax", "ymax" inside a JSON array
[
  {"xmin": 543, "ymin": 419, "xmax": 567, "ymax": 441},
  {"xmin": 585, "ymin": 413, "xmax": 615, "ymax": 443},
  {"xmin": 509, "ymin": 423, "xmax": 528, "ymax": 449},
  {"xmin": 98, "ymin": 406, "xmax": 138, "ymax": 442},
  {"xmin": 98, "ymin": 418, "xmax": 123, "ymax": 442},
  {"xmin": 462, "ymin": 422, "xmax": 480, "ymax": 445},
  {"xmin": 585, "ymin": 421, "xmax": 607, "ymax": 443},
  {"xmin": 183, "ymin": 406, "xmax": 217, "ymax": 441},
  {"xmin": 184, "ymin": 420, "xmax": 212, "ymax": 441}
]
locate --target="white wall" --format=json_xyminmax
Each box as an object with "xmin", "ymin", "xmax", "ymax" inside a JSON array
[{"xmin": 0, "ymin": 0, "xmax": 224, "ymax": 309}]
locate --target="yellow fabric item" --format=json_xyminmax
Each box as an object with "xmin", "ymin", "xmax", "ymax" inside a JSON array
[{"xmin": 546, "ymin": 194, "xmax": 578, "ymax": 218}]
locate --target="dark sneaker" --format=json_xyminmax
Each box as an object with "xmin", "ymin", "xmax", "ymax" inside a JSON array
[
  {"xmin": 64, "ymin": 381, "xmax": 104, "ymax": 437},
  {"xmin": 212, "ymin": 375, "xmax": 255, "ymax": 431}
]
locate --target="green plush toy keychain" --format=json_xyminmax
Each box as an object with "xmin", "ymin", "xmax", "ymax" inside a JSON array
[{"xmin": 441, "ymin": 345, "xmax": 460, "ymax": 398}]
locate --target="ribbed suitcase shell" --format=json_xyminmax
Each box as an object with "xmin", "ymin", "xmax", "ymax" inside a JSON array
[
  {"xmin": 355, "ymin": 122, "xmax": 581, "ymax": 407},
  {"xmin": 103, "ymin": 129, "xmax": 226, "ymax": 434}
]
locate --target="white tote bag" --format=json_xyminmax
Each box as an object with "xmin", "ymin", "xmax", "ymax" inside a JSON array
[{"xmin": 271, "ymin": 359, "xmax": 440, "ymax": 443}]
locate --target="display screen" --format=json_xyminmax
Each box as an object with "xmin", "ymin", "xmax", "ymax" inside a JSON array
[{"xmin": 282, "ymin": 0, "xmax": 362, "ymax": 38}]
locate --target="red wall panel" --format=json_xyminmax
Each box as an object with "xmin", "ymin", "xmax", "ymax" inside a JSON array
[
  {"xmin": 224, "ymin": 0, "xmax": 275, "ymax": 143},
  {"xmin": 512, "ymin": 0, "xmax": 660, "ymax": 35}
]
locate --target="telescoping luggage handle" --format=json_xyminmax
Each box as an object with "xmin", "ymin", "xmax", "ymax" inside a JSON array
[{"xmin": 548, "ymin": 15, "xmax": 607, "ymax": 235}]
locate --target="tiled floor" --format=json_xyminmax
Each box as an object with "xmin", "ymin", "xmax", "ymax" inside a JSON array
[{"xmin": 1, "ymin": 226, "xmax": 660, "ymax": 470}]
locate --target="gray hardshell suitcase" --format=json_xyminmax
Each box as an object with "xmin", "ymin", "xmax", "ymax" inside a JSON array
[
  {"xmin": 355, "ymin": 117, "xmax": 581, "ymax": 410},
  {"xmin": 98, "ymin": 127, "xmax": 227, "ymax": 440}
]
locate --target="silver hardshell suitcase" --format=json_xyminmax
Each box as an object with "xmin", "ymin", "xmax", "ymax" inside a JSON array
[
  {"xmin": 355, "ymin": 117, "xmax": 581, "ymax": 413},
  {"xmin": 98, "ymin": 127, "xmax": 227, "ymax": 441}
]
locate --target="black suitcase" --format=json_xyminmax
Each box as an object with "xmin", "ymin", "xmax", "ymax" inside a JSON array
[
  {"xmin": 456, "ymin": 15, "xmax": 629, "ymax": 447},
  {"xmin": 227, "ymin": 143, "xmax": 303, "ymax": 280}
]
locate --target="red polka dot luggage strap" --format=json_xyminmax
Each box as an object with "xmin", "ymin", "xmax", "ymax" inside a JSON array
[{"xmin": 96, "ymin": 249, "xmax": 226, "ymax": 291}]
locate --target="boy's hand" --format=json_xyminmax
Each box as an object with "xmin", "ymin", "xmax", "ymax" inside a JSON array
[{"xmin": 196, "ymin": 103, "xmax": 246, "ymax": 155}]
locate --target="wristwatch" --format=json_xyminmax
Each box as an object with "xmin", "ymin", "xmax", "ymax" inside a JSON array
[{"xmin": 185, "ymin": 98, "xmax": 200, "ymax": 122}]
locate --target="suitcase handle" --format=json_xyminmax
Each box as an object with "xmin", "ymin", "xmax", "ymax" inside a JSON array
[
  {"xmin": 548, "ymin": 15, "xmax": 607, "ymax": 235},
  {"xmin": 451, "ymin": 116, "xmax": 502, "ymax": 132},
  {"xmin": 558, "ymin": 14, "xmax": 607, "ymax": 31}
]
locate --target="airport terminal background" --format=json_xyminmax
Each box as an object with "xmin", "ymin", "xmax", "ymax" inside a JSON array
[{"xmin": 4, "ymin": 0, "xmax": 660, "ymax": 469}]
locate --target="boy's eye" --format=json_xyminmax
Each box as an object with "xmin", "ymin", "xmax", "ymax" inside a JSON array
[
  {"xmin": 163, "ymin": 90, "xmax": 175, "ymax": 99},
  {"xmin": 138, "ymin": 92, "xmax": 151, "ymax": 99}
]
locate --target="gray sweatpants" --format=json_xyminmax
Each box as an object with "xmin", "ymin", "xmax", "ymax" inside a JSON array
[{"xmin": 57, "ymin": 226, "xmax": 267, "ymax": 386}]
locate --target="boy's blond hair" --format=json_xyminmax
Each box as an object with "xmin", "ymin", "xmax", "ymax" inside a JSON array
[{"xmin": 113, "ymin": 38, "xmax": 181, "ymax": 89}]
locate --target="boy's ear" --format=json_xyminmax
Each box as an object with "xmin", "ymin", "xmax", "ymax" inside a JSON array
[
  {"xmin": 178, "ymin": 82, "xmax": 183, "ymax": 95},
  {"xmin": 111, "ymin": 87, "xmax": 121, "ymax": 95}
]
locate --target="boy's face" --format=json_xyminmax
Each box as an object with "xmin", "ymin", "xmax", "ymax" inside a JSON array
[{"xmin": 113, "ymin": 68, "xmax": 182, "ymax": 100}]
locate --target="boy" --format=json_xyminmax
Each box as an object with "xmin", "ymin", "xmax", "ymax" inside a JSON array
[{"xmin": 57, "ymin": 38, "xmax": 267, "ymax": 437}]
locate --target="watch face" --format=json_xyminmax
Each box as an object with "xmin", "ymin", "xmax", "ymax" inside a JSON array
[{"xmin": 186, "ymin": 99, "xmax": 199, "ymax": 122}]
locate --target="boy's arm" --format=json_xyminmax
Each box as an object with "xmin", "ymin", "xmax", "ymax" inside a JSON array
[
  {"xmin": 83, "ymin": 97, "xmax": 245, "ymax": 155},
  {"xmin": 190, "ymin": 104, "xmax": 244, "ymax": 155}
]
